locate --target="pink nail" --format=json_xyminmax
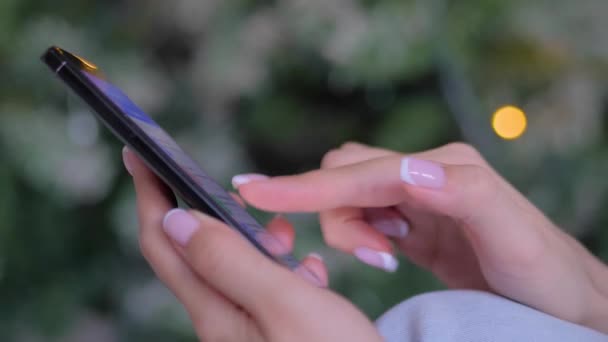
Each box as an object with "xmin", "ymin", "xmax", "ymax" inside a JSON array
[
  {"xmin": 307, "ymin": 253, "xmax": 324, "ymax": 262},
  {"xmin": 295, "ymin": 265, "xmax": 324, "ymax": 287},
  {"xmin": 162, "ymin": 209, "xmax": 200, "ymax": 246},
  {"xmin": 257, "ymin": 232, "xmax": 289, "ymax": 256},
  {"xmin": 231, "ymin": 173, "xmax": 270, "ymax": 189},
  {"xmin": 400, "ymin": 157, "xmax": 445, "ymax": 189},
  {"xmin": 371, "ymin": 218, "xmax": 409, "ymax": 238},
  {"xmin": 354, "ymin": 247, "xmax": 399, "ymax": 272},
  {"xmin": 122, "ymin": 146, "xmax": 133, "ymax": 175}
]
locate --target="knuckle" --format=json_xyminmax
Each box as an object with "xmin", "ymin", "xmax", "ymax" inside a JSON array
[
  {"xmin": 339, "ymin": 141, "xmax": 365, "ymax": 150},
  {"xmin": 468, "ymin": 166, "xmax": 497, "ymax": 199},
  {"xmin": 319, "ymin": 218, "xmax": 343, "ymax": 250},
  {"xmin": 320, "ymin": 224, "xmax": 350, "ymax": 252},
  {"xmin": 320, "ymin": 148, "xmax": 342, "ymax": 168},
  {"xmin": 322, "ymin": 229, "xmax": 342, "ymax": 249},
  {"xmin": 189, "ymin": 231, "xmax": 231, "ymax": 278},
  {"xmin": 445, "ymin": 142, "xmax": 483, "ymax": 163},
  {"xmin": 462, "ymin": 165, "xmax": 496, "ymax": 199}
]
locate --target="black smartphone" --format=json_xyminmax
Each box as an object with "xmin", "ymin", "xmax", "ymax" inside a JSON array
[{"xmin": 42, "ymin": 46, "xmax": 313, "ymax": 277}]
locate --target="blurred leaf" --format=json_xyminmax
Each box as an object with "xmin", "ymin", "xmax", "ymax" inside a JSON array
[{"xmin": 372, "ymin": 97, "xmax": 451, "ymax": 151}]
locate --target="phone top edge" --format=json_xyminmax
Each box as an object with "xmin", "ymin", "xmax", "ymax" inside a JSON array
[
  {"xmin": 42, "ymin": 46, "xmax": 102, "ymax": 77},
  {"xmin": 41, "ymin": 47, "xmax": 63, "ymax": 71}
]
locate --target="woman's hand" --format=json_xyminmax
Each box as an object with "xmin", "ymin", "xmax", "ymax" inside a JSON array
[
  {"xmin": 122, "ymin": 148, "xmax": 382, "ymax": 342},
  {"xmin": 233, "ymin": 142, "xmax": 608, "ymax": 333}
]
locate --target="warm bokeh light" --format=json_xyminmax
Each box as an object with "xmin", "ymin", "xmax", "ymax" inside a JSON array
[
  {"xmin": 492, "ymin": 105, "xmax": 527, "ymax": 140},
  {"xmin": 73, "ymin": 53, "xmax": 98, "ymax": 71}
]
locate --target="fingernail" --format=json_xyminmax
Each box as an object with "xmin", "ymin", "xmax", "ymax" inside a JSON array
[
  {"xmin": 400, "ymin": 157, "xmax": 445, "ymax": 189},
  {"xmin": 307, "ymin": 253, "xmax": 324, "ymax": 262},
  {"xmin": 370, "ymin": 218, "xmax": 409, "ymax": 238},
  {"xmin": 162, "ymin": 209, "xmax": 200, "ymax": 246},
  {"xmin": 257, "ymin": 231, "xmax": 289, "ymax": 255},
  {"xmin": 231, "ymin": 173, "xmax": 270, "ymax": 189},
  {"xmin": 122, "ymin": 146, "xmax": 133, "ymax": 175},
  {"xmin": 354, "ymin": 247, "xmax": 399, "ymax": 272},
  {"xmin": 295, "ymin": 265, "xmax": 324, "ymax": 287}
]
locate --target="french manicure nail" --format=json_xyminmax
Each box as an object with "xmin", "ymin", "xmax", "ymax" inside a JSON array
[
  {"xmin": 371, "ymin": 218, "xmax": 409, "ymax": 238},
  {"xmin": 354, "ymin": 247, "xmax": 399, "ymax": 272},
  {"xmin": 231, "ymin": 173, "xmax": 270, "ymax": 189},
  {"xmin": 122, "ymin": 146, "xmax": 133, "ymax": 175},
  {"xmin": 400, "ymin": 157, "xmax": 446, "ymax": 189},
  {"xmin": 162, "ymin": 209, "xmax": 200, "ymax": 246},
  {"xmin": 307, "ymin": 253, "xmax": 324, "ymax": 262}
]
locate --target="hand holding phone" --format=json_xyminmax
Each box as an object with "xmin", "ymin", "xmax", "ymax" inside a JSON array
[{"xmin": 126, "ymin": 147, "xmax": 380, "ymax": 341}]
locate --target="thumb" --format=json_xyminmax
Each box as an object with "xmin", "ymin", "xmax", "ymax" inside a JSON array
[
  {"xmin": 402, "ymin": 158, "xmax": 548, "ymax": 273},
  {"xmin": 407, "ymin": 160, "xmax": 595, "ymax": 323},
  {"xmin": 159, "ymin": 208, "xmax": 320, "ymax": 318}
]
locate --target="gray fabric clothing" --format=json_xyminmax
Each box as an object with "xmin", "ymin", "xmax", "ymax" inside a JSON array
[{"xmin": 376, "ymin": 290, "xmax": 608, "ymax": 341}]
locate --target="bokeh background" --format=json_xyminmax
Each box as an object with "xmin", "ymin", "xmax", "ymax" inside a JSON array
[{"xmin": 1, "ymin": 0, "xmax": 608, "ymax": 340}]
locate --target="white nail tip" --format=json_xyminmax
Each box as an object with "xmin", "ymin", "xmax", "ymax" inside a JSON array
[
  {"xmin": 379, "ymin": 252, "xmax": 399, "ymax": 272},
  {"xmin": 231, "ymin": 175, "xmax": 251, "ymax": 189},
  {"xmin": 372, "ymin": 218, "xmax": 409, "ymax": 238},
  {"xmin": 308, "ymin": 253, "xmax": 324, "ymax": 262},
  {"xmin": 397, "ymin": 220, "xmax": 409, "ymax": 238},
  {"xmin": 163, "ymin": 208, "xmax": 183, "ymax": 228},
  {"xmin": 400, "ymin": 157, "xmax": 417, "ymax": 186},
  {"xmin": 231, "ymin": 174, "xmax": 269, "ymax": 189}
]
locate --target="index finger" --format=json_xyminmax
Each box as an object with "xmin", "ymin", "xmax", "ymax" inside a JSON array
[{"xmin": 238, "ymin": 156, "xmax": 406, "ymax": 212}]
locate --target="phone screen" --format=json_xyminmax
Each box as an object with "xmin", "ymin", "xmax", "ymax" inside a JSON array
[
  {"xmin": 42, "ymin": 47, "xmax": 310, "ymax": 276},
  {"xmin": 84, "ymin": 70, "xmax": 274, "ymax": 245},
  {"xmin": 82, "ymin": 71, "xmax": 245, "ymax": 222}
]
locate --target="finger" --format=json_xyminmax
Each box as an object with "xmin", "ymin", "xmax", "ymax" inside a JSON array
[
  {"xmin": 124, "ymin": 146, "xmax": 187, "ymax": 283},
  {"xmin": 239, "ymin": 152, "xmax": 543, "ymax": 276},
  {"xmin": 231, "ymin": 191, "xmax": 295, "ymax": 259},
  {"xmin": 161, "ymin": 209, "xmax": 319, "ymax": 321},
  {"xmin": 401, "ymin": 160, "xmax": 596, "ymax": 322},
  {"xmin": 235, "ymin": 147, "xmax": 402, "ymax": 271},
  {"xmin": 229, "ymin": 191, "xmax": 246, "ymax": 207},
  {"xmin": 321, "ymin": 142, "xmax": 398, "ymax": 168},
  {"xmin": 363, "ymin": 207, "xmax": 410, "ymax": 238},
  {"xmin": 230, "ymin": 192, "xmax": 295, "ymax": 256},
  {"xmin": 124, "ymin": 148, "xmax": 257, "ymax": 340},
  {"xmin": 265, "ymin": 217, "xmax": 330, "ymax": 286},
  {"xmin": 231, "ymin": 142, "xmax": 396, "ymax": 210},
  {"xmin": 265, "ymin": 215, "xmax": 295, "ymax": 253},
  {"xmin": 400, "ymin": 159, "xmax": 548, "ymax": 275},
  {"xmin": 245, "ymin": 200, "xmax": 394, "ymax": 276},
  {"xmin": 299, "ymin": 253, "xmax": 329, "ymax": 287},
  {"xmin": 319, "ymin": 207, "xmax": 398, "ymax": 272},
  {"xmin": 237, "ymin": 156, "xmax": 406, "ymax": 212},
  {"xmin": 320, "ymin": 143, "xmax": 399, "ymax": 271},
  {"xmin": 234, "ymin": 142, "xmax": 489, "ymax": 212}
]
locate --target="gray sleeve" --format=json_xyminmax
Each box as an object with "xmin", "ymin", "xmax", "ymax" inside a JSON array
[{"xmin": 375, "ymin": 290, "xmax": 608, "ymax": 342}]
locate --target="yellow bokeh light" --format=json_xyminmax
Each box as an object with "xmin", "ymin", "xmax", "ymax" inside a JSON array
[{"xmin": 492, "ymin": 105, "xmax": 527, "ymax": 140}]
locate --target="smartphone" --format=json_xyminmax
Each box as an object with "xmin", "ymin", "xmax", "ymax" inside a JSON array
[{"xmin": 42, "ymin": 46, "xmax": 313, "ymax": 277}]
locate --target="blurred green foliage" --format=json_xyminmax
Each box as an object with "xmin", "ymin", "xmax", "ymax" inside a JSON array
[{"xmin": 1, "ymin": 0, "xmax": 607, "ymax": 340}]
